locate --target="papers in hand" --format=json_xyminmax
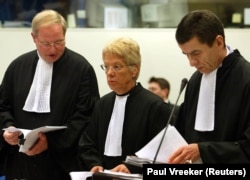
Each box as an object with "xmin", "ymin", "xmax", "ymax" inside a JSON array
[
  {"xmin": 125, "ymin": 125, "xmax": 202, "ymax": 166},
  {"xmin": 3, "ymin": 126, "xmax": 67, "ymax": 152}
]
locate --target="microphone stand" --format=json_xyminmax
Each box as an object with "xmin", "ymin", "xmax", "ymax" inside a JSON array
[{"xmin": 152, "ymin": 78, "xmax": 188, "ymax": 164}]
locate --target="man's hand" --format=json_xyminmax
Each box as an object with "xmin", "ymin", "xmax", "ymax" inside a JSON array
[
  {"xmin": 168, "ymin": 143, "xmax": 200, "ymax": 164},
  {"xmin": 3, "ymin": 127, "xmax": 20, "ymax": 145},
  {"xmin": 25, "ymin": 132, "xmax": 48, "ymax": 156}
]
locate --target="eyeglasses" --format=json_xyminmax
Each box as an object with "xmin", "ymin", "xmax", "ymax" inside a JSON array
[
  {"xmin": 37, "ymin": 38, "xmax": 65, "ymax": 48},
  {"xmin": 100, "ymin": 64, "xmax": 133, "ymax": 72}
]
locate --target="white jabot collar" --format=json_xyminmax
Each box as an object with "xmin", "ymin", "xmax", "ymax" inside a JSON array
[
  {"xmin": 23, "ymin": 54, "xmax": 53, "ymax": 113},
  {"xmin": 195, "ymin": 68, "xmax": 217, "ymax": 131},
  {"xmin": 104, "ymin": 94, "xmax": 129, "ymax": 156}
]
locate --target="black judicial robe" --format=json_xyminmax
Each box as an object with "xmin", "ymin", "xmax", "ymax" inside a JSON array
[
  {"xmin": 79, "ymin": 83, "xmax": 172, "ymax": 171},
  {"xmin": 0, "ymin": 48, "xmax": 100, "ymax": 180},
  {"xmin": 175, "ymin": 50, "xmax": 250, "ymax": 163}
]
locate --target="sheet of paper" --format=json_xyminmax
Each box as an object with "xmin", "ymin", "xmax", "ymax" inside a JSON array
[
  {"xmin": 3, "ymin": 127, "xmax": 23, "ymax": 133},
  {"xmin": 103, "ymin": 169, "xmax": 142, "ymax": 179},
  {"xmin": 135, "ymin": 125, "xmax": 202, "ymax": 163},
  {"xmin": 69, "ymin": 170, "xmax": 142, "ymax": 180},
  {"xmin": 3, "ymin": 126, "xmax": 67, "ymax": 152},
  {"xmin": 20, "ymin": 126, "xmax": 67, "ymax": 152},
  {"xmin": 69, "ymin": 171, "xmax": 93, "ymax": 180}
]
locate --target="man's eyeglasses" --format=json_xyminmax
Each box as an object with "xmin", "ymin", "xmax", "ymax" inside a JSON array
[
  {"xmin": 37, "ymin": 38, "xmax": 65, "ymax": 48},
  {"xmin": 100, "ymin": 64, "xmax": 133, "ymax": 72}
]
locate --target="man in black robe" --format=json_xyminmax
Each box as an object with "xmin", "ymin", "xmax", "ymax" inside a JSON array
[
  {"xmin": 168, "ymin": 10, "xmax": 250, "ymax": 164},
  {"xmin": 0, "ymin": 10, "xmax": 100, "ymax": 180}
]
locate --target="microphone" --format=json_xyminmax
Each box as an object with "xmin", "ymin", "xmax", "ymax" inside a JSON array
[{"xmin": 152, "ymin": 78, "xmax": 188, "ymax": 164}]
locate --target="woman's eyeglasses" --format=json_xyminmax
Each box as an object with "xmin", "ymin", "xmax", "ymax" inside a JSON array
[{"xmin": 100, "ymin": 64, "xmax": 133, "ymax": 72}]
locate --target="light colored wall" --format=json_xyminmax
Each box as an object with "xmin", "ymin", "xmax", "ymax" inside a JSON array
[{"xmin": 0, "ymin": 28, "xmax": 250, "ymax": 104}]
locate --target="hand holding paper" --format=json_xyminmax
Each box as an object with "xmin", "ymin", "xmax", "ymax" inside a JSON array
[
  {"xmin": 125, "ymin": 125, "xmax": 202, "ymax": 166},
  {"xmin": 3, "ymin": 126, "xmax": 67, "ymax": 152}
]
